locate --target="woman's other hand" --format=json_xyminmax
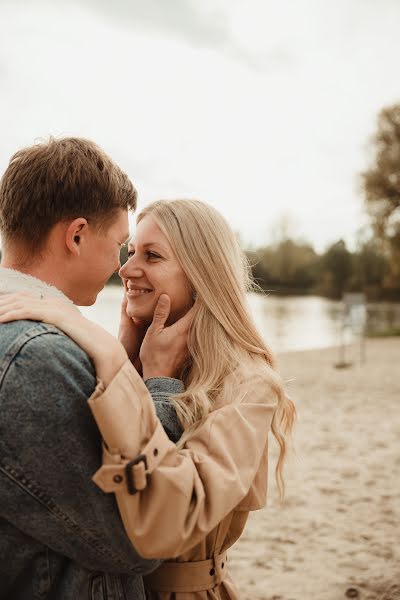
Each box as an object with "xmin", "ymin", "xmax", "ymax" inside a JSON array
[
  {"xmin": 0, "ymin": 292, "xmax": 127, "ymax": 387},
  {"xmin": 118, "ymin": 293, "xmax": 147, "ymax": 374}
]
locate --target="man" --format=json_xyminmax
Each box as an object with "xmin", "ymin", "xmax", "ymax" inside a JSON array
[{"xmin": 0, "ymin": 137, "xmax": 186, "ymax": 599}]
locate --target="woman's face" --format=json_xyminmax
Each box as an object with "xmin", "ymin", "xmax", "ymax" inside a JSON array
[{"xmin": 119, "ymin": 215, "xmax": 192, "ymax": 325}]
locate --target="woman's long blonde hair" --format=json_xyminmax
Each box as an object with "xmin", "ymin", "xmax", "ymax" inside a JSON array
[{"xmin": 137, "ymin": 199, "xmax": 296, "ymax": 499}]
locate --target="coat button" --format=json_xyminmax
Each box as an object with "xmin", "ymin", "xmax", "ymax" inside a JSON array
[
  {"xmin": 209, "ymin": 568, "xmax": 215, "ymax": 576},
  {"xmin": 153, "ymin": 448, "xmax": 158, "ymax": 456},
  {"xmin": 113, "ymin": 475, "xmax": 123, "ymax": 484}
]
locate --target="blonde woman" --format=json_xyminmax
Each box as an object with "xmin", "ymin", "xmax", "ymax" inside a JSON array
[{"xmin": 0, "ymin": 200, "xmax": 296, "ymax": 599}]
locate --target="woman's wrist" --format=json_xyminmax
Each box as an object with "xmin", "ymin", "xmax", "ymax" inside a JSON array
[{"xmin": 96, "ymin": 346, "xmax": 128, "ymax": 387}]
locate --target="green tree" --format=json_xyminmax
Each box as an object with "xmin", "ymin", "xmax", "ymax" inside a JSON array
[{"xmin": 248, "ymin": 239, "xmax": 320, "ymax": 294}]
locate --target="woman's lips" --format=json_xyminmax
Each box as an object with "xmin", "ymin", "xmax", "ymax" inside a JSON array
[{"xmin": 126, "ymin": 288, "xmax": 153, "ymax": 298}]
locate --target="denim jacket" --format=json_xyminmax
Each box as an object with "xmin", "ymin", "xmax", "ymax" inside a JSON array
[{"xmin": 0, "ymin": 318, "xmax": 183, "ymax": 600}]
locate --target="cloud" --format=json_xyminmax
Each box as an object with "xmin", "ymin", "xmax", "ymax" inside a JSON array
[
  {"xmin": 72, "ymin": 0, "xmax": 294, "ymax": 72},
  {"xmin": 0, "ymin": 0, "xmax": 294, "ymax": 73}
]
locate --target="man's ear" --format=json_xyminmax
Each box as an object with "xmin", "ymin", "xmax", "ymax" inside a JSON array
[{"xmin": 65, "ymin": 218, "xmax": 89, "ymax": 256}]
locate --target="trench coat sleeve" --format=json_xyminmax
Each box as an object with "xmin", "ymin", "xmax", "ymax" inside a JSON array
[{"xmin": 88, "ymin": 360, "xmax": 277, "ymax": 559}]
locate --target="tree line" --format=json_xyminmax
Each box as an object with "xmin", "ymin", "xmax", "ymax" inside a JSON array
[{"xmin": 246, "ymin": 236, "xmax": 390, "ymax": 300}]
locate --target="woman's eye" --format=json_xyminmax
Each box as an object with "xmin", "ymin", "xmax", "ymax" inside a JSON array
[{"xmin": 126, "ymin": 250, "xmax": 160, "ymax": 260}]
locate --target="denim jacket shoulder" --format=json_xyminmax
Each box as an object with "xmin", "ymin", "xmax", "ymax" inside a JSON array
[{"xmin": 0, "ymin": 319, "xmax": 182, "ymax": 600}]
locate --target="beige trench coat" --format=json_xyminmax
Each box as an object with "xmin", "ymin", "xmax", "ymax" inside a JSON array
[{"xmin": 88, "ymin": 361, "xmax": 277, "ymax": 599}]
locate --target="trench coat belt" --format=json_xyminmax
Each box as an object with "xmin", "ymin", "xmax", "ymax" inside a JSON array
[
  {"xmin": 144, "ymin": 552, "xmax": 228, "ymax": 593},
  {"xmin": 93, "ymin": 421, "xmax": 170, "ymax": 495}
]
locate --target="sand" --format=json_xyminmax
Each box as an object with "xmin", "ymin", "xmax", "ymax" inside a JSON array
[{"xmin": 229, "ymin": 337, "xmax": 400, "ymax": 600}]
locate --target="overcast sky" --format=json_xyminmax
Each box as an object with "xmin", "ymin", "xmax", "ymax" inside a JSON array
[{"xmin": 1, "ymin": 0, "xmax": 399, "ymax": 251}]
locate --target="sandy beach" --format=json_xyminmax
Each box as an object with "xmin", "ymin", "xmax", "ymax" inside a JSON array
[{"xmin": 229, "ymin": 337, "xmax": 400, "ymax": 600}]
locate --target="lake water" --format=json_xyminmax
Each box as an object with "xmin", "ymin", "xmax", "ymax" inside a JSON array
[{"xmin": 80, "ymin": 286, "xmax": 346, "ymax": 353}]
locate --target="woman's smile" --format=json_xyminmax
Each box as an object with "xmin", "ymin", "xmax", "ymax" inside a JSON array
[{"xmin": 126, "ymin": 283, "xmax": 154, "ymax": 298}]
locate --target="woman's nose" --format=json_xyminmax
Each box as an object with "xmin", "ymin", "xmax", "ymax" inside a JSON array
[{"xmin": 119, "ymin": 257, "xmax": 143, "ymax": 279}]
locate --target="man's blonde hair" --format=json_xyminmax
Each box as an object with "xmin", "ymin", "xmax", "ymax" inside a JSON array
[{"xmin": 138, "ymin": 199, "xmax": 296, "ymax": 499}]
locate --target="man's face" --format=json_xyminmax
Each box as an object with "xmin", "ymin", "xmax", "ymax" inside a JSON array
[{"xmin": 71, "ymin": 209, "xmax": 130, "ymax": 306}]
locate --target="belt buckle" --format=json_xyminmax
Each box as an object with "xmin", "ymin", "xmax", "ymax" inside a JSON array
[{"xmin": 125, "ymin": 454, "xmax": 150, "ymax": 495}]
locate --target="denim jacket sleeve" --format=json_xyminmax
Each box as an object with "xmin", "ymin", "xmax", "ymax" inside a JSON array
[
  {"xmin": 145, "ymin": 378, "xmax": 184, "ymax": 444},
  {"xmin": 0, "ymin": 324, "xmax": 181, "ymax": 575}
]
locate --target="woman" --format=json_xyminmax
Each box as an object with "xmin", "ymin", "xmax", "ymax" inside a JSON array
[{"xmin": 0, "ymin": 199, "xmax": 295, "ymax": 599}]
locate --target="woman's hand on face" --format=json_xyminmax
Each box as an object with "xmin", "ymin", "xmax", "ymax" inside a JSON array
[
  {"xmin": 140, "ymin": 294, "xmax": 193, "ymax": 381},
  {"xmin": 118, "ymin": 294, "xmax": 148, "ymax": 372},
  {"xmin": 0, "ymin": 292, "xmax": 128, "ymax": 387}
]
